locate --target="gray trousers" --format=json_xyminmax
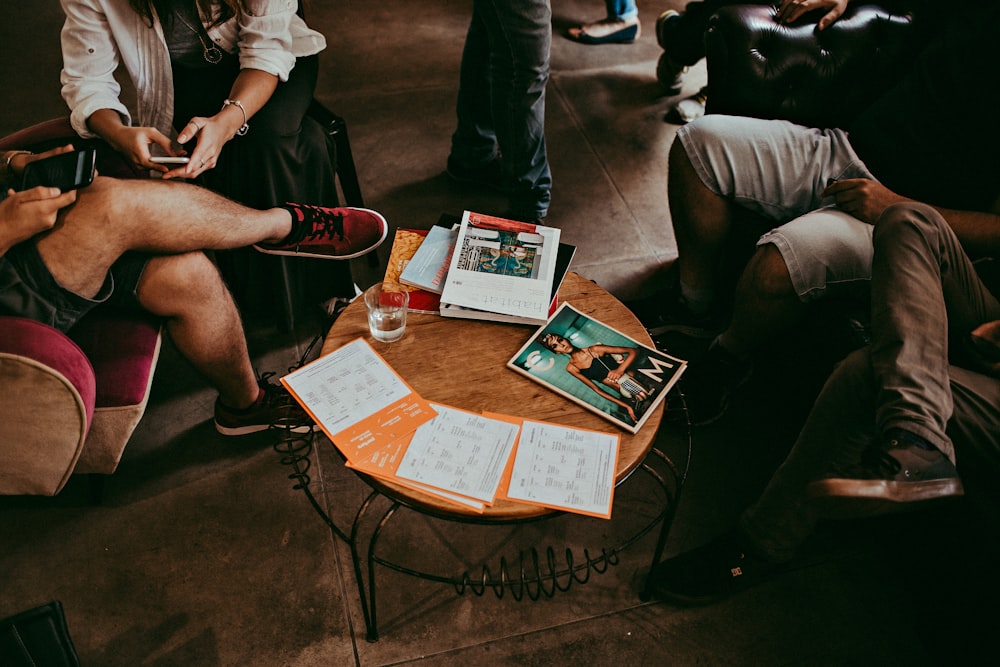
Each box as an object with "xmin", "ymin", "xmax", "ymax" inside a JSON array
[{"xmin": 740, "ymin": 203, "xmax": 1000, "ymax": 562}]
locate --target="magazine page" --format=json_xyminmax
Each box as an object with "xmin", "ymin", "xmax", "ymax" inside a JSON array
[
  {"xmin": 439, "ymin": 240, "xmax": 577, "ymax": 324},
  {"xmin": 398, "ymin": 225, "xmax": 458, "ymax": 294},
  {"xmin": 506, "ymin": 303, "xmax": 687, "ymax": 433},
  {"xmin": 383, "ymin": 228, "xmax": 442, "ymax": 314},
  {"xmin": 439, "ymin": 210, "xmax": 561, "ymax": 322}
]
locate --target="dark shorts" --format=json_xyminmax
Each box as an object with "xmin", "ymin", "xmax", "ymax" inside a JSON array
[{"xmin": 0, "ymin": 242, "xmax": 149, "ymax": 333}]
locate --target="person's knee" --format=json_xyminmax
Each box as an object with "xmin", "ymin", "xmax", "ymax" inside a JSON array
[
  {"xmin": 874, "ymin": 201, "xmax": 945, "ymax": 248},
  {"xmin": 745, "ymin": 244, "xmax": 795, "ymax": 300},
  {"xmin": 77, "ymin": 174, "xmax": 128, "ymax": 201},
  {"xmin": 668, "ymin": 137, "xmax": 708, "ymax": 212},
  {"xmin": 71, "ymin": 175, "xmax": 139, "ymax": 224},
  {"xmin": 136, "ymin": 252, "xmax": 227, "ymax": 316}
]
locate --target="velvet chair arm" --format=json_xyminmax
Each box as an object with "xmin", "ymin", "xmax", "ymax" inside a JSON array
[{"xmin": 0, "ymin": 317, "xmax": 96, "ymax": 495}]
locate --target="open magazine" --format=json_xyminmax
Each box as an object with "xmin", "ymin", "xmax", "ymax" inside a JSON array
[
  {"xmin": 439, "ymin": 211, "xmax": 561, "ymax": 325},
  {"xmin": 507, "ymin": 304, "xmax": 687, "ymax": 433}
]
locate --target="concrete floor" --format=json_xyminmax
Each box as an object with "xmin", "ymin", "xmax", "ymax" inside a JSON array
[{"xmin": 1, "ymin": 1, "xmax": 996, "ymax": 665}]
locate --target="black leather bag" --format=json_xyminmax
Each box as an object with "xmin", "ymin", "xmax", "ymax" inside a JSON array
[{"xmin": 0, "ymin": 601, "xmax": 80, "ymax": 667}]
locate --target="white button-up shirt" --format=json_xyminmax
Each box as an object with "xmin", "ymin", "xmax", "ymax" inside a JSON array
[{"xmin": 59, "ymin": 0, "xmax": 327, "ymax": 139}]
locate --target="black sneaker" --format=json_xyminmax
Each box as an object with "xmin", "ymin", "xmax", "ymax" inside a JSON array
[
  {"xmin": 646, "ymin": 530, "xmax": 785, "ymax": 606},
  {"xmin": 676, "ymin": 340, "xmax": 752, "ymax": 425},
  {"xmin": 655, "ymin": 9, "xmax": 681, "ymax": 49},
  {"xmin": 808, "ymin": 432, "xmax": 965, "ymax": 506},
  {"xmin": 214, "ymin": 375, "xmax": 318, "ymax": 436}
]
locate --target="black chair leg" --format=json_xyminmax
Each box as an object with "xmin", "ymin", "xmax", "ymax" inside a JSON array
[{"xmin": 278, "ymin": 257, "xmax": 298, "ymax": 332}]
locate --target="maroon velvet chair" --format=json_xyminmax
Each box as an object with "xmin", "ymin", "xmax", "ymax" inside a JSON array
[{"xmin": 0, "ymin": 119, "xmax": 162, "ymax": 497}]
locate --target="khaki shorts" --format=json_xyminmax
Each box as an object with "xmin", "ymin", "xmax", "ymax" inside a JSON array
[{"xmin": 677, "ymin": 114, "xmax": 877, "ymax": 301}]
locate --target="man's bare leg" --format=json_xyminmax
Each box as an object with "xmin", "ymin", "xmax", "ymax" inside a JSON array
[
  {"xmin": 135, "ymin": 252, "xmax": 260, "ymax": 409},
  {"xmin": 35, "ymin": 177, "xmax": 293, "ymax": 298},
  {"xmin": 668, "ymin": 138, "xmax": 736, "ymax": 311},
  {"xmin": 720, "ymin": 243, "xmax": 806, "ymax": 358}
]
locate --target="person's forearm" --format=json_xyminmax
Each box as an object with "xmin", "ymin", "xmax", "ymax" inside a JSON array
[
  {"xmin": 934, "ymin": 206, "xmax": 1000, "ymax": 259},
  {"xmin": 218, "ymin": 69, "xmax": 279, "ymax": 136},
  {"xmin": 616, "ymin": 348, "xmax": 638, "ymax": 373},
  {"xmin": 86, "ymin": 109, "xmax": 130, "ymax": 148}
]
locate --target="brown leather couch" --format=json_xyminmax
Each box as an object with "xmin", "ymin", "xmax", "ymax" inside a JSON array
[{"xmin": 704, "ymin": 3, "xmax": 919, "ymax": 129}]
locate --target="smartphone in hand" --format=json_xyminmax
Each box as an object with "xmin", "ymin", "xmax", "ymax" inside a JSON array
[
  {"xmin": 149, "ymin": 156, "xmax": 190, "ymax": 165},
  {"xmin": 19, "ymin": 148, "xmax": 97, "ymax": 192}
]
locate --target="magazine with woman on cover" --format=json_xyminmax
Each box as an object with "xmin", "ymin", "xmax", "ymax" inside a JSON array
[{"xmin": 507, "ymin": 303, "xmax": 686, "ymax": 433}]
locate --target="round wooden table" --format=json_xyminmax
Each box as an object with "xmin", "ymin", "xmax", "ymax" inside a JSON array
[{"xmin": 320, "ymin": 272, "xmax": 665, "ymax": 521}]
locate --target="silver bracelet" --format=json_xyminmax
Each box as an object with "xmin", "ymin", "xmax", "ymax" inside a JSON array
[
  {"xmin": 1, "ymin": 150, "xmax": 31, "ymax": 184},
  {"xmin": 222, "ymin": 99, "xmax": 249, "ymax": 136}
]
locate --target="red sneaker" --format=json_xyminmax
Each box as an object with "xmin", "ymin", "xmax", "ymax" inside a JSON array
[{"xmin": 255, "ymin": 204, "xmax": 388, "ymax": 260}]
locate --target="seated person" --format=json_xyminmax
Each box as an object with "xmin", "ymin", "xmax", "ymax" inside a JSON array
[
  {"xmin": 651, "ymin": 1, "xmax": 999, "ymax": 425},
  {"xmin": 1, "ymin": 144, "xmax": 386, "ymax": 435},
  {"xmin": 648, "ymin": 202, "xmax": 1000, "ymax": 604}
]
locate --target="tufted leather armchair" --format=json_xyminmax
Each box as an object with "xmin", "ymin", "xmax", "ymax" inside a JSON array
[{"xmin": 703, "ymin": 3, "xmax": 919, "ymax": 129}]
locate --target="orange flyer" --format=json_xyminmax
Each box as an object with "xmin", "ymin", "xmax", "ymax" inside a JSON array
[{"xmin": 281, "ymin": 338, "xmax": 437, "ymax": 460}]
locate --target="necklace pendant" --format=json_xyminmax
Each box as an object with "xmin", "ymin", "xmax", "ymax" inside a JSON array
[{"xmin": 204, "ymin": 45, "xmax": 223, "ymax": 64}]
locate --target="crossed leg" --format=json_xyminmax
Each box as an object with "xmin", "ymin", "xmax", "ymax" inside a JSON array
[
  {"xmin": 30, "ymin": 175, "xmax": 297, "ymax": 410},
  {"xmin": 34, "ymin": 176, "xmax": 294, "ymax": 299}
]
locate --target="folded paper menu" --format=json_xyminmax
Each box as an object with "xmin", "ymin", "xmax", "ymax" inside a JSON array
[
  {"xmin": 283, "ymin": 338, "xmax": 621, "ymax": 518},
  {"xmin": 281, "ymin": 338, "xmax": 437, "ymax": 459},
  {"xmin": 499, "ymin": 418, "xmax": 619, "ymax": 519}
]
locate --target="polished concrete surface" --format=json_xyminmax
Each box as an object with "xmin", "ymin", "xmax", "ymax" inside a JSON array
[{"xmin": 0, "ymin": 2, "xmax": 994, "ymax": 665}]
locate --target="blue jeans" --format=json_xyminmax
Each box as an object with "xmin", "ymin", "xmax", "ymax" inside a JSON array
[
  {"xmin": 450, "ymin": 0, "xmax": 552, "ymax": 220},
  {"xmin": 606, "ymin": 0, "xmax": 638, "ymax": 21},
  {"xmin": 740, "ymin": 204, "xmax": 1000, "ymax": 562}
]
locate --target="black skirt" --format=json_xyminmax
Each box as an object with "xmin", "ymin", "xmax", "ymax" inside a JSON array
[{"xmin": 172, "ymin": 53, "xmax": 354, "ymax": 325}]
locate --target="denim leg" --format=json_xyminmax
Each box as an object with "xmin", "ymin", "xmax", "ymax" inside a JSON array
[
  {"xmin": 451, "ymin": 14, "xmax": 501, "ymax": 167},
  {"xmin": 607, "ymin": 0, "xmax": 639, "ymax": 21},
  {"xmin": 451, "ymin": 0, "xmax": 552, "ymax": 220},
  {"xmin": 871, "ymin": 203, "xmax": 1000, "ymax": 461}
]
